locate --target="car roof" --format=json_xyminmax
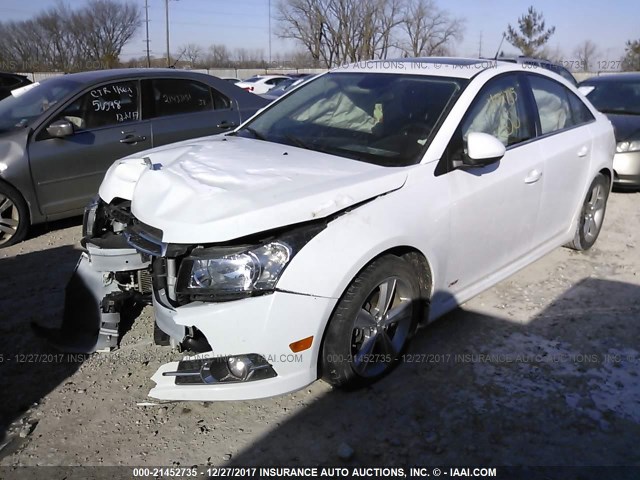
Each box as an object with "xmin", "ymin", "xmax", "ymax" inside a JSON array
[
  {"xmin": 334, "ymin": 57, "xmax": 528, "ymax": 79},
  {"xmin": 53, "ymin": 68, "xmax": 217, "ymax": 83},
  {"xmin": 580, "ymin": 72, "xmax": 640, "ymax": 83},
  {"xmin": 496, "ymin": 56, "xmax": 554, "ymax": 64}
]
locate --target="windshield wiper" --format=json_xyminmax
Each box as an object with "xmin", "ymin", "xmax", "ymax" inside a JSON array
[
  {"xmin": 227, "ymin": 126, "xmax": 267, "ymax": 140},
  {"xmin": 241, "ymin": 126, "xmax": 267, "ymax": 140},
  {"xmin": 284, "ymin": 133, "xmax": 311, "ymax": 150}
]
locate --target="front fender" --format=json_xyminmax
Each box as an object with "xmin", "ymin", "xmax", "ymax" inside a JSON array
[{"xmin": 276, "ymin": 178, "xmax": 449, "ymax": 303}]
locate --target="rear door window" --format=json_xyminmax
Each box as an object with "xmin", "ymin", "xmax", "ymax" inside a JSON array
[
  {"xmin": 529, "ymin": 75, "xmax": 593, "ymax": 134},
  {"xmin": 146, "ymin": 78, "xmax": 231, "ymax": 118}
]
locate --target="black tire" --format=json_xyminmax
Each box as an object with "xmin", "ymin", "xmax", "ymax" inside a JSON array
[
  {"xmin": 566, "ymin": 173, "xmax": 609, "ymax": 251},
  {"xmin": 0, "ymin": 182, "xmax": 29, "ymax": 248},
  {"xmin": 321, "ymin": 255, "xmax": 424, "ymax": 389}
]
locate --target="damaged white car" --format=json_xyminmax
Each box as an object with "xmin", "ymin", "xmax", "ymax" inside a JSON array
[{"xmin": 53, "ymin": 58, "xmax": 614, "ymax": 401}]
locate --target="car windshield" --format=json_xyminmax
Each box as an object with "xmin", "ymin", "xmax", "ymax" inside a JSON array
[
  {"xmin": 583, "ymin": 80, "xmax": 640, "ymax": 115},
  {"xmin": 234, "ymin": 72, "xmax": 466, "ymax": 167},
  {"xmin": 0, "ymin": 77, "xmax": 79, "ymax": 132},
  {"xmin": 242, "ymin": 76, "xmax": 262, "ymax": 83}
]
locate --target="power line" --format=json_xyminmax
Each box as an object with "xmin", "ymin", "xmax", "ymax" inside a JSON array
[
  {"xmin": 160, "ymin": 6, "xmax": 265, "ymax": 17},
  {"xmin": 170, "ymin": 21, "xmax": 266, "ymax": 29}
]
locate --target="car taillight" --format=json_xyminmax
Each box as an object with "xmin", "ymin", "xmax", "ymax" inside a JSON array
[{"xmin": 243, "ymin": 86, "xmax": 253, "ymax": 92}]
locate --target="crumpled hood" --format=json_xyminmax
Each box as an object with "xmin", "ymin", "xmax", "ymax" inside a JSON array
[{"xmin": 99, "ymin": 135, "xmax": 407, "ymax": 243}]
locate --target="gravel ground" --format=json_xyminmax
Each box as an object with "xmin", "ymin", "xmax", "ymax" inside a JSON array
[{"xmin": 0, "ymin": 191, "xmax": 639, "ymax": 468}]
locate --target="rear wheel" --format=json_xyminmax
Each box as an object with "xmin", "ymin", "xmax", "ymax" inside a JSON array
[
  {"xmin": 567, "ymin": 173, "xmax": 609, "ymax": 251},
  {"xmin": 0, "ymin": 182, "xmax": 29, "ymax": 248},
  {"xmin": 321, "ymin": 255, "xmax": 423, "ymax": 388}
]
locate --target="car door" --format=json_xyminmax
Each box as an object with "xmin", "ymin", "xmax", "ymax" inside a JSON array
[
  {"xmin": 526, "ymin": 74, "xmax": 594, "ymax": 243},
  {"xmin": 143, "ymin": 77, "xmax": 241, "ymax": 148},
  {"xmin": 442, "ymin": 73, "xmax": 544, "ymax": 293},
  {"xmin": 28, "ymin": 79, "xmax": 151, "ymax": 216}
]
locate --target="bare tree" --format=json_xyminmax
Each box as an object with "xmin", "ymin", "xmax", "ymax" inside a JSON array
[
  {"xmin": 178, "ymin": 43, "xmax": 203, "ymax": 67},
  {"xmin": 205, "ymin": 44, "xmax": 231, "ymax": 67},
  {"xmin": 0, "ymin": 0, "xmax": 141, "ymax": 71},
  {"xmin": 540, "ymin": 45, "xmax": 564, "ymax": 63},
  {"xmin": 505, "ymin": 6, "xmax": 555, "ymax": 57},
  {"xmin": 277, "ymin": 0, "xmax": 330, "ymax": 66},
  {"xmin": 233, "ymin": 48, "xmax": 266, "ymax": 68},
  {"xmin": 277, "ymin": 0, "xmax": 416, "ymax": 67},
  {"xmin": 75, "ymin": 0, "xmax": 141, "ymax": 68},
  {"xmin": 277, "ymin": 0, "xmax": 463, "ymax": 67},
  {"xmin": 573, "ymin": 40, "xmax": 598, "ymax": 72},
  {"xmin": 401, "ymin": 0, "xmax": 464, "ymax": 57}
]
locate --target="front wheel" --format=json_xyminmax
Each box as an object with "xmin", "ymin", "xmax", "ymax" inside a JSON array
[
  {"xmin": 0, "ymin": 182, "xmax": 29, "ymax": 248},
  {"xmin": 566, "ymin": 173, "xmax": 610, "ymax": 251},
  {"xmin": 321, "ymin": 255, "xmax": 424, "ymax": 388}
]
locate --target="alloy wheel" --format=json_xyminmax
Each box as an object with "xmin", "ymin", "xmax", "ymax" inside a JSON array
[
  {"xmin": 583, "ymin": 182, "xmax": 606, "ymax": 243},
  {"xmin": 350, "ymin": 276, "xmax": 413, "ymax": 378},
  {"xmin": 0, "ymin": 193, "xmax": 20, "ymax": 246}
]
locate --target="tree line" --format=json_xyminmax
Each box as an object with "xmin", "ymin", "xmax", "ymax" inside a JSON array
[
  {"xmin": 276, "ymin": 0, "xmax": 464, "ymax": 68},
  {"xmin": 0, "ymin": 1, "xmax": 638, "ymax": 73},
  {"xmin": 0, "ymin": 0, "xmax": 140, "ymax": 72}
]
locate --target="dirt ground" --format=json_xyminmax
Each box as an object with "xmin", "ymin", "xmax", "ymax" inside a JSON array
[{"xmin": 0, "ymin": 191, "xmax": 639, "ymax": 469}]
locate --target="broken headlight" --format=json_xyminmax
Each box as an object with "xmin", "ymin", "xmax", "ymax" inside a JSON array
[{"xmin": 176, "ymin": 222, "xmax": 326, "ymax": 301}]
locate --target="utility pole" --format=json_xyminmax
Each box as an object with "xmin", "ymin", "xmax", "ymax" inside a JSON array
[
  {"xmin": 268, "ymin": 0, "xmax": 272, "ymax": 66},
  {"xmin": 478, "ymin": 31, "xmax": 483, "ymax": 58},
  {"xmin": 145, "ymin": 0, "xmax": 151, "ymax": 67},
  {"xmin": 165, "ymin": 0, "xmax": 171, "ymax": 67}
]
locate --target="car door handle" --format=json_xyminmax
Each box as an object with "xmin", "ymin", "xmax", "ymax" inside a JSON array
[
  {"xmin": 577, "ymin": 145, "xmax": 589, "ymax": 157},
  {"xmin": 524, "ymin": 169, "xmax": 543, "ymax": 184},
  {"xmin": 216, "ymin": 121, "xmax": 237, "ymax": 130},
  {"xmin": 120, "ymin": 134, "xmax": 146, "ymax": 145}
]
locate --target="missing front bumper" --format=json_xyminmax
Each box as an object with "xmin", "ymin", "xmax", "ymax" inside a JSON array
[{"xmin": 37, "ymin": 245, "xmax": 151, "ymax": 353}]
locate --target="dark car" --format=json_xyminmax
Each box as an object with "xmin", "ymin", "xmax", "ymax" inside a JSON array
[
  {"xmin": 0, "ymin": 68, "xmax": 268, "ymax": 247},
  {"xmin": 0, "ymin": 72, "xmax": 32, "ymax": 100},
  {"xmin": 497, "ymin": 56, "xmax": 577, "ymax": 86},
  {"xmin": 579, "ymin": 73, "xmax": 640, "ymax": 188}
]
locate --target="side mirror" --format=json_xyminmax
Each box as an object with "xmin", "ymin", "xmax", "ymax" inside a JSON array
[
  {"xmin": 463, "ymin": 132, "xmax": 506, "ymax": 167},
  {"xmin": 46, "ymin": 119, "xmax": 74, "ymax": 138}
]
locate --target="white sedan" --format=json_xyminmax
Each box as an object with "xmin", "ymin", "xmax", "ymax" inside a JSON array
[
  {"xmin": 234, "ymin": 74, "xmax": 291, "ymax": 94},
  {"xmin": 58, "ymin": 58, "xmax": 614, "ymax": 401}
]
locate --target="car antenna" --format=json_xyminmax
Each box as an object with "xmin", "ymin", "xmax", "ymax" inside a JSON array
[
  {"xmin": 171, "ymin": 50, "xmax": 186, "ymax": 69},
  {"xmin": 494, "ymin": 33, "xmax": 506, "ymax": 60}
]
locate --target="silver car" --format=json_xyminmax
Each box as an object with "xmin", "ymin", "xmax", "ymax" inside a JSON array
[
  {"xmin": 580, "ymin": 73, "xmax": 640, "ymax": 188},
  {"xmin": 0, "ymin": 69, "xmax": 268, "ymax": 247}
]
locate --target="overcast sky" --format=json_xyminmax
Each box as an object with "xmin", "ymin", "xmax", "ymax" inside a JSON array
[{"xmin": 2, "ymin": 0, "xmax": 636, "ymax": 63}]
